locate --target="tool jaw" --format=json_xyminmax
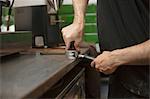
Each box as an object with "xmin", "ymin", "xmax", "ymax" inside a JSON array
[{"xmin": 66, "ymin": 50, "xmax": 78, "ymax": 60}]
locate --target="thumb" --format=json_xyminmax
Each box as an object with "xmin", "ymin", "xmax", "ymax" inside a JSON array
[{"xmin": 91, "ymin": 61, "xmax": 96, "ymax": 68}]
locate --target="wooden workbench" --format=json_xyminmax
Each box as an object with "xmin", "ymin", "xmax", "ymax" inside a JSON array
[{"xmin": 1, "ymin": 48, "xmax": 89, "ymax": 99}]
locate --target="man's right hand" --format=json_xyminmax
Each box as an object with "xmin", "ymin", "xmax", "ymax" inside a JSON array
[{"xmin": 61, "ymin": 22, "xmax": 84, "ymax": 51}]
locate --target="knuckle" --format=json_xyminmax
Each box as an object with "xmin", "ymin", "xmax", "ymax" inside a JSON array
[
  {"xmin": 95, "ymin": 65, "xmax": 98, "ymax": 69},
  {"xmin": 65, "ymin": 35, "xmax": 71, "ymax": 39},
  {"xmin": 95, "ymin": 64, "xmax": 99, "ymax": 69},
  {"xmin": 61, "ymin": 28, "xmax": 64, "ymax": 33},
  {"xmin": 103, "ymin": 51, "xmax": 108, "ymax": 54},
  {"xmin": 103, "ymin": 51, "xmax": 110, "ymax": 54}
]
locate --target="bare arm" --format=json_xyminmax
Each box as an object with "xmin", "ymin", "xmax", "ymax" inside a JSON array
[
  {"xmin": 73, "ymin": 0, "xmax": 89, "ymax": 25},
  {"xmin": 91, "ymin": 40, "xmax": 150, "ymax": 74},
  {"xmin": 112, "ymin": 40, "xmax": 150, "ymax": 65},
  {"xmin": 61, "ymin": 0, "xmax": 89, "ymax": 50}
]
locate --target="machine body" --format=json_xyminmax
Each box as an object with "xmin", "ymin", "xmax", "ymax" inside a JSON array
[
  {"xmin": 66, "ymin": 41, "xmax": 95, "ymax": 60},
  {"xmin": 14, "ymin": 0, "xmax": 63, "ymax": 48}
]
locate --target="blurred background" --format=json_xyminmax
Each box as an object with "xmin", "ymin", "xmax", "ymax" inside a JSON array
[{"xmin": 1, "ymin": 0, "xmax": 98, "ymax": 43}]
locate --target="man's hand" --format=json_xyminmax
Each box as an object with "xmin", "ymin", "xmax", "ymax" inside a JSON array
[
  {"xmin": 91, "ymin": 51, "xmax": 124, "ymax": 74},
  {"xmin": 90, "ymin": 40, "xmax": 150, "ymax": 74},
  {"xmin": 61, "ymin": 23, "xmax": 84, "ymax": 51},
  {"xmin": 61, "ymin": 0, "xmax": 89, "ymax": 51}
]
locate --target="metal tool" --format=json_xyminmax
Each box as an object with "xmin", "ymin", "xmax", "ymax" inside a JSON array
[
  {"xmin": 66, "ymin": 41, "xmax": 78, "ymax": 59},
  {"xmin": 78, "ymin": 54, "xmax": 95, "ymax": 60},
  {"xmin": 66, "ymin": 41, "xmax": 95, "ymax": 60}
]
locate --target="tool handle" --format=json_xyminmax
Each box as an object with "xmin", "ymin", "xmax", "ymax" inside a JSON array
[
  {"xmin": 78, "ymin": 54, "xmax": 95, "ymax": 60},
  {"xmin": 68, "ymin": 41, "xmax": 75, "ymax": 50},
  {"xmin": 84, "ymin": 55, "xmax": 95, "ymax": 60}
]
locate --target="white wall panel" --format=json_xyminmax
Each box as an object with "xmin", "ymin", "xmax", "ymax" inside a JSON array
[{"xmin": 13, "ymin": 0, "xmax": 47, "ymax": 7}]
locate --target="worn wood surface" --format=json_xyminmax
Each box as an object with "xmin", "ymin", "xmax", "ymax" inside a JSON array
[{"xmin": 1, "ymin": 48, "xmax": 88, "ymax": 99}]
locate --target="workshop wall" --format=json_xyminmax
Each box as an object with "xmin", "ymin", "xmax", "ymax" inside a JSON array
[
  {"xmin": 1, "ymin": 4, "xmax": 99, "ymax": 43},
  {"xmin": 59, "ymin": 4, "xmax": 98, "ymax": 43}
]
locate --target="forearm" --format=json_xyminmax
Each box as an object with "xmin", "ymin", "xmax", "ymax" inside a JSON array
[
  {"xmin": 112, "ymin": 40, "xmax": 150, "ymax": 65},
  {"xmin": 72, "ymin": 0, "xmax": 89, "ymax": 25},
  {"xmin": 61, "ymin": 0, "xmax": 89, "ymax": 50}
]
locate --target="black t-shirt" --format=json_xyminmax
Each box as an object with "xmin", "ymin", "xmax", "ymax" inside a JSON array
[{"xmin": 97, "ymin": 0, "xmax": 149, "ymax": 97}]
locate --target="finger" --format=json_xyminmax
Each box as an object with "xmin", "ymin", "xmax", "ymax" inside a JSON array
[
  {"xmin": 95, "ymin": 68, "xmax": 101, "ymax": 72},
  {"xmin": 63, "ymin": 38, "xmax": 70, "ymax": 50},
  {"xmin": 102, "ymin": 67, "xmax": 109, "ymax": 71},
  {"xmin": 74, "ymin": 41, "xmax": 80, "ymax": 51},
  {"xmin": 99, "ymin": 69, "xmax": 104, "ymax": 72},
  {"xmin": 61, "ymin": 28, "xmax": 64, "ymax": 34},
  {"xmin": 94, "ymin": 64, "xmax": 109, "ymax": 73},
  {"xmin": 66, "ymin": 41, "xmax": 71, "ymax": 50},
  {"xmin": 61, "ymin": 29, "xmax": 70, "ymax": 50},
  {"xmin": 99, "ymin": 59, "xmax": 113, "ymax": 71},
  {"xmin": 95, "ymin": 64, "xmax": 104, "ymax": 71},
  {"xmin": 90, "ymin": 61, "xmax": 95, "ymax": 68},
  {"xmin": 95, "ymin": 64, "xmax": 100, "ymax": 69},
  {"xmin": 63, "ymin": 35, "xmax": 71, "ymax": 50},
  {"xmin": 102, "ymin": 70, "xmax": 112, "ymax": 75},
  {"xmin": 95, "ymin": 67, "xmax": 103, "ymax": 72}
]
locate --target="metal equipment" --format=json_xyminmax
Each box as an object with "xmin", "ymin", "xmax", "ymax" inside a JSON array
[
  {"xmin": 0, "ymin": 0, "xmax": 64, "ymax": 57},
  {"xmin": 65, "ymin": 41, "xmax": 79, "ymax": 59},
  {"xmin": 66, "ymin": 41, "xmax": 95, "ymax": 60},
  {"xmin": 13, "ymin": 0, "xmax": 63, "ymax": 48}
]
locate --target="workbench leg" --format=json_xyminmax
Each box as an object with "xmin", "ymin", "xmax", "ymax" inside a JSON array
[{"xmin": 80, "ymin": 59, "xmax": 101, "ymax": 99}]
